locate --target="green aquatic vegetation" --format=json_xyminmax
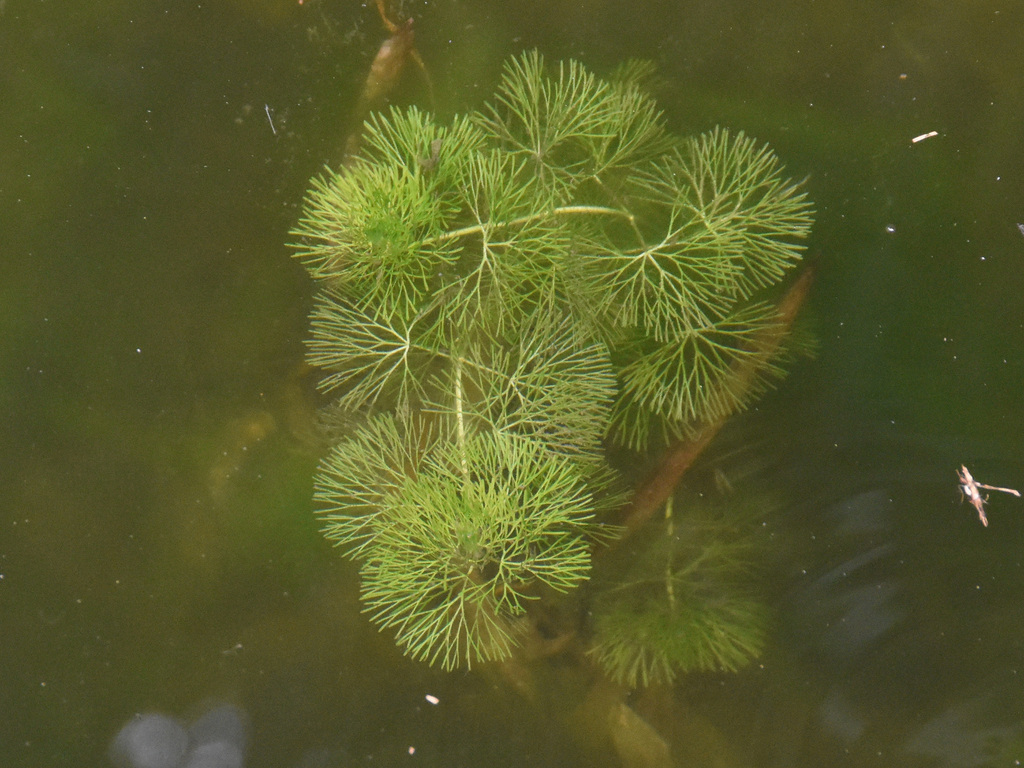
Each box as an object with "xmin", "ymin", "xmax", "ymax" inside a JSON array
[
  {"xmin": 290, "ymin": 51, "xmax": 812, "ymax": 671},
  {"xmin": 588, "ymin": 495, "xmax": 770, "ymax": 687}
]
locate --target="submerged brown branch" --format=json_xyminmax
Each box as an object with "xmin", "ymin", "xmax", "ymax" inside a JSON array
[
  {"xmin": 342, "ymin": 0, "xmax": 434, "ymax": 161},
  {"xmin": 619, "ymin": 266, "xmax": 815, "ymax": 537}
]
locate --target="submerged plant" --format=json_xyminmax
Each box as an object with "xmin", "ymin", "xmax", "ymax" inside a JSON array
[
  {"xmin": 290, "ymin": 51, "xmax": 812, "ymax": 670},
  {"xmin": 588, "ymin": 495, "xmax": 770, "ymax": 687}
]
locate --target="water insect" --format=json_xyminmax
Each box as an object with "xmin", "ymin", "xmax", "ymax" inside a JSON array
[{"xmin": 958, "ymin": 464, "xmax": 1020, "ymax": 527}]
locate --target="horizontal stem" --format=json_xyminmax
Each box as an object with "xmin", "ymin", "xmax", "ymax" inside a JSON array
[{"xmin": 425, "ymin": 205, "xmax": 634, "ymax": 245}]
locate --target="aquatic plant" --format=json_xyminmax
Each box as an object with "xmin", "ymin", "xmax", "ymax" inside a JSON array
[
  {"xmin": 290, "ymin": 51, "xmax": 812, "ymax": 670},
  {"xmin": 588, "ymin": 495, "xmax": 770, "ymax": 687}
]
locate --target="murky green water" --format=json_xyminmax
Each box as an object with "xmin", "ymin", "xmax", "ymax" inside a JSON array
[{"xmin": 3, "ymin": 0, "xmax": 1024, "ymax": 766}]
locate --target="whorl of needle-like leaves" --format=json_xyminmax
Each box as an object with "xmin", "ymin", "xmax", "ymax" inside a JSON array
[
  {"xmin": 607, "ymin": 299, "xmax": 794, "ymax": 450},
  {"xmin": 319, "ymin": 423, "xmax": 598, "ymax": 669},
  {"xmin": 315, "ymin": 412, "xmax": 447, "ymax": 556},
  {"xmin": 588, "ymin": 497, "xmax": 769, "ymax": 687},
  {"xmin": 445, "ymin": 312, "xmax": 616, "ymax": 461},
  {"xmin": 475, "ymin": 51, "xmax": 675, "ymax": 198},
  {"xmin": 589, "ymin": 589, "xmax": 768, "ymax": 687}
]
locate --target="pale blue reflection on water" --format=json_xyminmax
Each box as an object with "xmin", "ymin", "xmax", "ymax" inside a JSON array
[{"xmin": 2, "ymin": 0, "xmax": 1023, "ymax": 765}]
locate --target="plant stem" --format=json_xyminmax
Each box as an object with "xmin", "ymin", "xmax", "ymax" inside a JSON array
[
  {"xmin": 453, "ymin": 356, "xmax": 470, "ymax": 487},
  {"xmin": 424, "ymin": 205, "xmax": 635, "ymax": 245}
]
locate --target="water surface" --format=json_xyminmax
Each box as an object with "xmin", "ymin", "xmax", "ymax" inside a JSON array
[{"xmin": 3, "ymin": 0, "xmax": 1024, "ymax": 765}]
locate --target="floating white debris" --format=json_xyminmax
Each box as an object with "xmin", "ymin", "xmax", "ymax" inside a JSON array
[
  {"xmin": 424, "ymin": 694, "xmax": 440, "ymax": 705},
  {"xmin": 911, "ymin": 131, "xmax": 939, "ymax": 144}
]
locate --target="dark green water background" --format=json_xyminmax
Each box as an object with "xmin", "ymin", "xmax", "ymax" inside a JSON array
[{"xmin": 3, "ymin": 0, "xmax": 1024, "ymax": 765}]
